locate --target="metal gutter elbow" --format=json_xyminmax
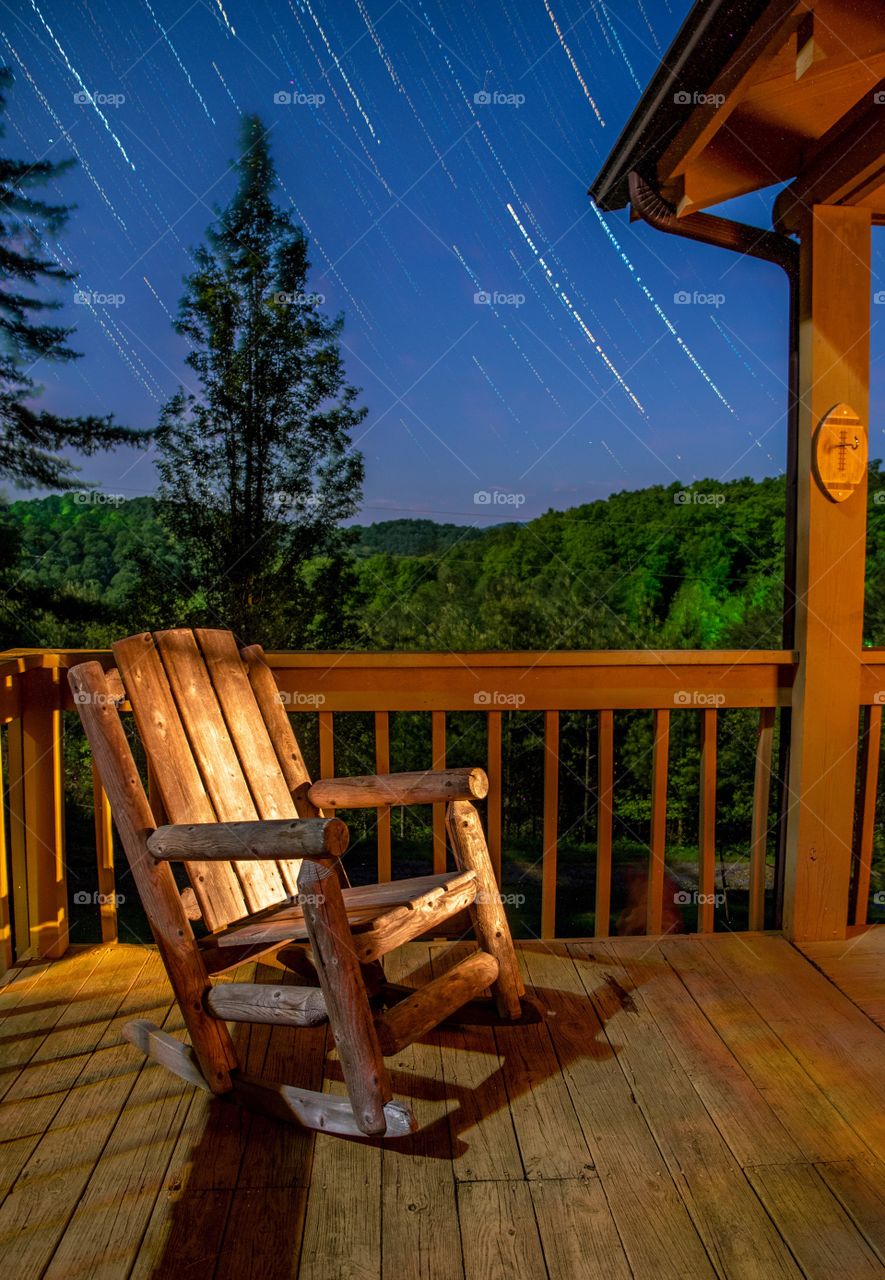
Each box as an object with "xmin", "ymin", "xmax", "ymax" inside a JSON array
[{"xmin": 626, "ymin": 171, "xmax": 798, "ymax": 282}]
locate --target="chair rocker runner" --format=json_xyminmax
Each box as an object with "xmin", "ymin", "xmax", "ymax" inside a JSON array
[{"xmin": 70, "ymin": 628, "xmax": 525, "ymax": 1138}]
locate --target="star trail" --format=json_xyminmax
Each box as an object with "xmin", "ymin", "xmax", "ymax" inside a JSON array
[{"xmin": 4, "ymin": 0, "xmax": 878, "ymax": 519}]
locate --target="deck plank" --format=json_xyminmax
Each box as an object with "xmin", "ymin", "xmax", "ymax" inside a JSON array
[
  {"xmin": 486, "ymin": 945, "xmax": 597, "ymax": 1181},
  {"xmin": 3, "ymin": 935, "xmax": 885, "ymax": 1279},
  {"xmin": 660, "ymin": 936, "xmax": 871, "ymax": 1162},
  {"xmin": 430, "ymin": 943, "xmax": 523, "ymax": 1183},
  {"xmin": 577, "ymin": 941, "xmax": 803, "ymax": 1280},
  {"xmin": 42, "ymin": 1001, "xmax": 196, "ymax": 1280},
  {"xmin": 700, "ymin": 935, "xmax": 885, "ymax": 1159},
  {"xmin": 530, "ymin": 1177, "xmax": 632, "ymax": 1280},
  {"xmin": 598, "ymin": 937, "xmax": 802, "ymax": 1167},
  {"xmin": 0, "ymin": 945, "xmax": 154, "ymax": 1202},
  {"xmin": 457, "ymin": 1180, "xmax": 547, "ymax": 1280},
  {"xmin": 816, "ymin": 1155, "xmax": 885, "ymax": 1265},
  {"xmin": 129, "ymin": 961, "xmax": 266, "ymax": 1280},
  {"xmin": 799, "ymin": 927, "xmax": 885, "ymax": 1028},
  {"xmin": 0, "ymin": 949, "xmax": 171, "ymax": 1276},
  {"xmin": 381, "ymin": 945, "xmax": 463, "ymax": 1280},
  {"xmin": 0, "ymin": 945, "xmax": 110, "ymax": 1102},
  {"xmin": 523, "ymin": 944, "xmax": 715, "ymax": 1280},
  {"xmin": 747, "ymin": 1163, "xmax": 884, "ymax": 1279}
]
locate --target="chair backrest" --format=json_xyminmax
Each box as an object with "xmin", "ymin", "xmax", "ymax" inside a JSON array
[{"xmin": 112, "ymin": 628, "xmax": 315, "ymax": 931}]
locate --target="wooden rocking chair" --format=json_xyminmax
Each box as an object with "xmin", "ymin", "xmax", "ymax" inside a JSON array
[{"xmin": 69, "ymin": 628, "xmax": 524, "ymax": 1138}]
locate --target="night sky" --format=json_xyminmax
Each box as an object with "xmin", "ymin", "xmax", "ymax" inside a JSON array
[{"xmin": 3, "ymin": 0, "xmax": 883, "ymax": 522}]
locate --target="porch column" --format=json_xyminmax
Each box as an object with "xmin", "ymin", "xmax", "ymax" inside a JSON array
[{"xmin": 783, "ymin": 204, "xmax": 871, "ymax": 942}]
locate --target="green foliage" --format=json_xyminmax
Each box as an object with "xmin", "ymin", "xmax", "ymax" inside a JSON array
[
  {"xmin": 13, "ymin": 466, "xmax": 885, "ymax": 935},
  {"xmin": 352, "ymin": 519, "xmax": 485, "ymax": 558},
  {"xmin": 154, "ymin": 114, "xmax": 365, "ymax": 646}
]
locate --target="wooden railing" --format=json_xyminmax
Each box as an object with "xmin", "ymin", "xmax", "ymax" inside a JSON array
[
  {"xmin": 853, "ymin": 652, "xmax": 885, "ymax": 928},
  {"xmin": 0, "ymin": 646, "xmax": 808, "ymax": 972}
]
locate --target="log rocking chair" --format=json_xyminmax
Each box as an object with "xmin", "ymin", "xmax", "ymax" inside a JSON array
[{"xmin": 70, "ymin": 628, "xmax": 525, "ymax": 1138}]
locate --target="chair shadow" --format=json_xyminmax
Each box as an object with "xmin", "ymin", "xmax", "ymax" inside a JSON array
[{"xmin": 146, "ymin": 947, "xmax": 642, "ymax": 1277}]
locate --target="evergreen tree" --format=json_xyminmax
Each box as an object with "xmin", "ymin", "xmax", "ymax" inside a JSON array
[
  {"xmin": 0, "ymin": 67, "xmax": 144, "ymax": 489},
  {"xmin": 155, "ymin": 114, "xmax": 366, "ymax": 646}
]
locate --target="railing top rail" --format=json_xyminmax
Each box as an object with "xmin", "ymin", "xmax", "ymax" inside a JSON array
[{"xmin": 0, "ymin": 646, "xmax": 797, "ymax": 671}]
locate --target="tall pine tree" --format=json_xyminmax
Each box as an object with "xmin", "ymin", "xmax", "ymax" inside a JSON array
[
  {"xmin": 156, "ymin": 115, "xmax": 366, "ymax": 646},
  {"xmin": 0, "ymin": 68, "xmax": 143, "ymax": 489}
]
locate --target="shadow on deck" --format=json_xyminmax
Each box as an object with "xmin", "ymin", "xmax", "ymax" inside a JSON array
[{"xmin": 2, "ymin": 932, "xmax": 885, "ymax": 1279}]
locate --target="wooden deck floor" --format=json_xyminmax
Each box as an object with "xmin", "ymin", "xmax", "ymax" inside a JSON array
[
  {"xmin": 2, "ymin": 934, "xmax": 885, "ymax": 1279},
  {"xmin": 798, "ymin": 925, "xmax": 885, "ymax": 1030}
]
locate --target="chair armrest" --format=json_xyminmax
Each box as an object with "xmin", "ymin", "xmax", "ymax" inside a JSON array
[
  {"xmin": 147, "ymin": 817, "xmax": 349, "ymax": 862},
  {"xmin": 308, "ymin": 767, "xmax": 488, "ymax": 809}
]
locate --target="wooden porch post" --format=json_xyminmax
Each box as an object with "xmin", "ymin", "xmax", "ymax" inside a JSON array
[{"xmin": 783, "ymin": 204, "xmax": 871, "ymax": 942}]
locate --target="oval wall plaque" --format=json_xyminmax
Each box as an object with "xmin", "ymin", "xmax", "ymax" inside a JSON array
[{"xmin": 812, "ymin": 403, "xmax": 866, "ymax": 503}]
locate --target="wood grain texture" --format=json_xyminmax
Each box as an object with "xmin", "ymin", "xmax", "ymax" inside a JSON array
[
  {"xmin": 196, "ymin": 629, "xmax": 307, "ymax": 895},
  {"xmin": 852, "ymin": 707, "xmax": 882, "ymax": 926},
  {"xmin": 374, "ymin": 711, "xmax": 392, "ymax": 882},
  {"xmin": 747, "ymin": 1162, "xmax": 883, "ymax": 1279},
  {"xmin": 112, "ymin": 633, "xmax": 247, "ymax": 929},
  {"xmin": 458, "ymin": 1181, "xmax": 547, "ymax": 1280},
  {"xmin": 148, "ymin": 817, "xmax": 348, "ymax": 861},
  {"xmin": 153, "ymin": 628, "xmax": 287, "ymax": 912},
  {"xmin": 213, "ymin": 870, "xmax": 481, "ymax": 950},
  {"xmin": 206, "ymin": 982, "xmax": 327, "ymax": 1027},
  {"xmin": 349, "ymin": 871, "xmax": 477, "ymax": 964},
  {"xmin": 297, "ymin": 857, "xmax": 394, "ymax": 1135},
  {"xmin": 446, "ymin": 800, "xmax": 524, "ymax": 1018},
  {"xmin": 647, "ymin": 708, "xmax": 670, "ymax": 935},
  {"xmin": 375, "ymin": 951, "xmax": 499, "ymax": 1055},
  {"xmin": 308, "ymin": 766, "xmax": 489, "ymax": 810},
  {"xmin": 749, "ymin": 706, "xmax": 775, "ymax": 930},
  {"xmin": 9, "ymin": 933, "xmax": 885, "ymax": 1279},
  {"xmin": 542, "ymin": 710, "xmax": 559, "ymax": 939},
  {"xmin": 594, "ymin": 710, "xmax": 614, "ymax": 938},
  {"xmin": 69, "ymin": 662, "xmax": 237, "ymax": 1091},
  {"xmin": 784, "ymin": 205, "xmax": 872, "ymax": 942},
  {"xmin": 697, "ymin": 709, "xmax": 717, "ymax": 932}
]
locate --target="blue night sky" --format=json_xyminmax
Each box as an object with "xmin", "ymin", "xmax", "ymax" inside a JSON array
[{"xmin": 3, "ymin": 0, "xmax": 883, "ymax": 522}]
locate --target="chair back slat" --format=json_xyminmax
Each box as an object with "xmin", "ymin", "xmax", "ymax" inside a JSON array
[
  {"xmin": 112, "ymin": 632, "xmax": 248, "ymax": 929},
  {"xmin": 240, "ymin": 645, "xmax": 314, "ymax": 801},
  {"xmin": 152, "ymin": 630, "xmax": 288, "ymax": 912},
  {"xmin": 195, "ymin": 629, "xmax": 305, "ymax": 895}
]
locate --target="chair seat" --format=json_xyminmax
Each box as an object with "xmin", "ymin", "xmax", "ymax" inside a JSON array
[{"xmin": 208, "ymin": 869, "xmax": 477, "ymax": 950}]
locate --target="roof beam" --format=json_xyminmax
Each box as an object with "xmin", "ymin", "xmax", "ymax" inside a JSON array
[
  {"xmin": 773, "ymin": 78, "xmax": 885, "ymax": 231},
  {"xmin": 657, "ymin": 0, "xmax": 803, "ymax": 187}
]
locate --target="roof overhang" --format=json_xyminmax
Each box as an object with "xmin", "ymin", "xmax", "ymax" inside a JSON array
[{"xmin": 590, "ymin": 0, "xmax": 885, "ymax": 227}]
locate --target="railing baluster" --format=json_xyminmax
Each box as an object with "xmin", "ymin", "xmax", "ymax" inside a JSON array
[
  {"xmin": 21, "ymin": 669, "xmax": 67, "ymax": 959},
  {"xmin": 698, "ymin": 709, "xmax": 717, "ymax": 932},
  {"xmin": 594, "ymin": 710, "xmax": 614, "ymax": 938},
  {"xmin": 432, "ymin": 712, "xmax": 446, "ymax": 874},
  {"xmin": 92, "ymin": 763, "xmax": 117, "ymax": 943},
  {"xmin": 542, "ymin": 710, "xmax": 559, "ymax": 938},
  {"xmin": 852, "ymin": 703, "xmax": 882, "ymax": 927},
  {"xmin": 374, "ymin": 711, "xmax": 391, "ymax": 882},
  {"xmin": 7, "ymin": 717, "xmax": 28, "ymax": 959},
  {"xmin": 0, "ymin": 729, "xmax": 11, "ymax": 976},
  {"xmin": 318, "ymin": 711, "xmax": 335, "ymax": 793},
  {"xmin": 486, "ymin": 711, "xmax": 502, "ymax": 884},
  {"xmin": 646, "ymin": 709, "xmax": 670, "ymax": 935},
  {"xmin": 749, "ymin": 706, "xmax": 776, "ymax": 930}
]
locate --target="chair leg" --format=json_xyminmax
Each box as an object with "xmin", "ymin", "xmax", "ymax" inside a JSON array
[
  {"xmin": 446, "ymin": 800, "xmax": 525, "ymax": 1019},
  {"xmin": 297, "ymin": 858, "xmax": 395, "ymax": 1136}
]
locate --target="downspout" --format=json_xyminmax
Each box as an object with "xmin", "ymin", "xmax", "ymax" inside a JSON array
[{"xmin": 626, "ymin": 172, "xmax": 800, "ymax": 926}]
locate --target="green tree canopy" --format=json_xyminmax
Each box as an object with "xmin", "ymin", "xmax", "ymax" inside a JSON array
[{"xmin": 155, "ymin": 114, "xmax": 366, "ymax": 646}]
